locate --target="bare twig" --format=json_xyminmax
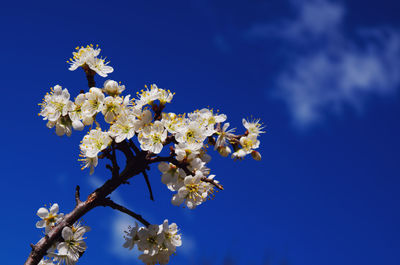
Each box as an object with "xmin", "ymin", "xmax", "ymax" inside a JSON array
[
  {"xmin": 101, "ymin": 198, "xmax": 150, "ymax": 227},
  {"xmin": 110, "ymin": 144, "xmax": 120, "ymax": 178},
  {"xmin": 142, "ymin": 171, "xmax": 154, "ymax": 201},
  {"xmin": 200, "ymin": 177, "xmax": 224, "ymax": 190},
  {"xmin": 75, "ymin": 185, "xmax": 82, "ymax": 205},
  {"xmin": 148, "ymin": 156, "xmax": 224, "ymax": 190}
]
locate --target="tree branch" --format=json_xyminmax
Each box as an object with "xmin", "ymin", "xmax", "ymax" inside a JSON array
[
  {"xmin": 24, "ymin": 152, "xmax": 149, "ymax": 265},
  {"xmin": 82, "ymin": 64, "xmax": 96, "ymax": 88},
  {"xmin": 100, "ymin": 198, "xmax": 150, "ymax": 227},
  {"xmin": 142, "ymin": 171, "xmax": 154, "ymax": 201},
  {"xmin": 200, "ymin": 177, "xmax": 224, "ymax": 190},
  {"xmin": 75, "ymin": 185, "xmax": 82, "ymax": 205},
  {"xmin": 129, "ymin": 139, "xmax": 141, "ymax": 155},
  {"xmin": 148, "ymin": 156, "xmax": 224, "ymax": 190}
]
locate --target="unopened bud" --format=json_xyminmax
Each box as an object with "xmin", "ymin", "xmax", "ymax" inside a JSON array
[
  {"xmin": 103, "ymin": 79, "xmax": 125, "ymax": 96},
  {"xmin": 251, "ymin": 150, "xmax": 261, "ymax": 161},
  {"xmin": 218, "ymin": 146, "xmax": 231, "ymax": 157},
  {"xmin": 208, "ymin": 136, "xmax": 216, "ymax": 146}
]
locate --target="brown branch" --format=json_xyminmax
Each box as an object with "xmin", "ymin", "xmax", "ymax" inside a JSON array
[
  {"xmin": 142, "ymin": 171, "xmax": 154, "ymax": 201},
  {"xmin": 100, "ymin": 198, "xmax": 150, "ymax": 227},
  {"xmin": 24, "ymin": 151, "xmax": 149, "ymax": 265},
  {"xmin": 82, "ymin": 64, "xmax": 96, "ymax": 88},
  {"xmin": 110, "ymin": 144, "xmax": 120, "ymax": 178},
  {"xmin": 149, "ymin": 156, "xmax": 224, "ymax": 190},
  {"xmin": 75, "ymin": 185, "xmax": 82, "ymax": 205},
  {"xmin": 128, "ymin": 139, "xmax": 141, "ymax": 155},
  {"xmin": 200, "ymin": 177, "xmax": 224, "ymax": 190}
]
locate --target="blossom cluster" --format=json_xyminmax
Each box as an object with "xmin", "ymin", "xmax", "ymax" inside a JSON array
[
  {"xmin": 123, "ymin": 220, "xmax": 182, "ymax": 265},
  {"xmin": 35, "ymin": 204, "xmax": 90, "ymax": 265},
  {"xmin": 35, "ymin": 45, "xmax": 264, "ymax": 265},
  {"xmin": 67, "ymin": 44, "xmax": 113, "ymax": 77}
]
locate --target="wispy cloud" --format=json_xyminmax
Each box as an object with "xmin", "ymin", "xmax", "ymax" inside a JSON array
[
  {"xmin": 247, "ymin": 0, "xmax": 400, "ymax": 127},
  {"xmin": 87, "ymin": 175, "xmax": 140, "ymax": 262},
  {"xmin": 111, "ymin": 213, "xmax": 141, "ymax": 262}
]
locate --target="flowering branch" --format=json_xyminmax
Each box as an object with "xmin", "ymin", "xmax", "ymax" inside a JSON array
[{"xmin": 30, "ymin": 44, "xmax": 264, "ymax": 265}]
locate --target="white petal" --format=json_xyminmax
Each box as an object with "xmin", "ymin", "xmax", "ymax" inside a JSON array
[
  {"xmin": 171, "ymin": 194, "xmax": 184, "ymax": 206},
  {"xmin": 37, "ymin": 207, "xmax": 49, "ymax": 218},
  {"xmin": 62, "ymin": 227, "xmax": 73, "ymax": 241},
  {"xmin": 49, "ymin": 204, "xmax": 59, "ymax": 215},
  {"xmin": 36, "ymin": 220, "xmax": 46, "ymax": 228}
]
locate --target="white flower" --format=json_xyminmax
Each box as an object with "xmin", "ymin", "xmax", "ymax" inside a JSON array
[
  {"xmin": 67, "ymin": 44, "xmax": 100, "ymax": 71},
  {"xmin": 46, "ymin": 116, "xmax": 73, "ymax": 137},
  {"xmin": 135, "ymin": 84, "xmax": 161, "ymax": 107},
  {"xmin": 137, "ymin": 224, "xmax": 164, "ymax": 256},
  {"xmin": 108, "ymin": 114, "xmax": 138, "ymax": 143},
  {"xmin": 231, "ymin": 149, "xmax": 247, "ymax": 160},
  {"xmin": 138, "ymin": 121, "xmax": 167, "ymax": 154},
  {"xmin": 240, "ymin": 134, "xmax": 260, "ymax": 153},
  {"xmin": 175, "ymin": 121, "xmax": 207, "ymax": 146},
  {"xmin": 78, "ymin": 152, "xmax": 98, "ymax": 175},
  {"xmin": 161, "ymin": 112, "xmax": 183, "ymax": 134},
  {"xmin": 67, "ymin": 44, "xmax": 113, "ymax": 77},
  {"xmin": 50, "ymin": 223, "xmax": 90, "ymax": 265},
  {"xmin": 188, "ymin": 157, "xmax": 210, "ymax": 176},
  {"xmin": 39, "ymin": 85, "xmax": 73, "ymax": 124},
  {"xmin": 214, "ymin": 123, "xmax": 235, "ymax": 149},
  {"xmin": 123, "ymin": 222, "xmax": 140, "ymax": 250},
  {"xmin": 231, "ymin": 134, "xmax": 260, "ymax": 160},
  {"xmin": 132, "ymin": 108, "xmax": 153, "ymax": 130},
  {"xmin": 171, "ymin": 172, "xmax": 213, "ymax": 209},
  {"xmin": 158, "ymin": 162, "xmax": 186, "ymax": 191},
  {"xmin": 102, "ymin": 96, "xmax": 122, "ymax": 123},
  {"xmin": 103, "ymin": 80, "xmax": 125, "ymax": 96},
  {"xmin": 139, "ymin": 250, "xmax": 172, "ymax": 265},
  {"xmin": 124, "ymin": 220, "xmax": 182, "ymax": 265},
  {"xmin": 157, "ymin": 86, "xmax": 174, "ymax": 105},
  {"xmin": 174, "ymin": 142, "xmax": 202, "ymax": 162},
  {"xmin": 242, "ymin": 118, "xmax": 265, "ymax": 136},
  {"xmin": 88, "ymin": 56, "xmax": 114, "ymax": 77},
  {"xmin": 187, "ymin": 108, "xmax": 226, "ymax": 136},
  {"xmin": 38, "ymin": 259, "xmax": 55, "ymax": 265},
  {"xmin": 160, "ymin": 220, "xmax": 182, "ymax": 251},
  {"xmin": 36, "ymin": 203, "xmax": 64, "ymax": 233},
  {"xmin": 80, "ymin": 129, "xmax": 112, "ymax": 158},
  {"xmin": 68, "ymin": 94, "xmax": 87, "ymax": 128},
  {"xmin": 82, "ymin": 87, "xmax": 105, "ymax": 117}
]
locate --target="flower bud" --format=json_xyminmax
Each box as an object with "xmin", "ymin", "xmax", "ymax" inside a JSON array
[
  {"xmin": 251, "ymin": 150, "xmax": 261, "ymax": 161},
  {"xmin": 218, "ymin": 146, "xmax": 231, "ymax": 157},
  {"xmin": 103, "ymin": 80, "xmax": 125, "ymax": 96}
]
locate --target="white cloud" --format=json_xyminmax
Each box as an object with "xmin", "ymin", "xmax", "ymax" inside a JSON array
[
  {"xmin": 248, "ymin": 0, "xmax": 400, "ymax": 127},
  {"xmin": 111, "ymin": 212, "xmax": 141, "ymax": 262},
  {"xmin": 179, "ymin": 234, "xmax": 196, "ymax": 257},
  {"xmin": 87, "ymin": 175, "xmax": 140, "ymax": 262}
]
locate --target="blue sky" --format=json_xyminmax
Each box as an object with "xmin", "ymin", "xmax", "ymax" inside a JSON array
[{"xmin": 1, "ymin": 0, "xmax": 400, "ymax": 264}]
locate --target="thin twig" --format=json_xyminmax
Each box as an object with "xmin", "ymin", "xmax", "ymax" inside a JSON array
[
  {"xmin": 142, "ymin": 171, "xmax": 154, "ymax": 201},
  {"xmin": 101, "ymin": 198, "xmax": 150, "ymax": 227},
  {"xmin": 110, "ymin": 144, "xmax": 120, "ymax": 178},
  {"xmin": 75, "ymin": 185, "xmax": 82, "ymax": 205},
  {"xmin": 200, "ymin": 177, "xmax": 224, "ymax": 190},
  {"xmin": 148, "ymin": 156, "xmax": 224, "ymax": 190}
]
